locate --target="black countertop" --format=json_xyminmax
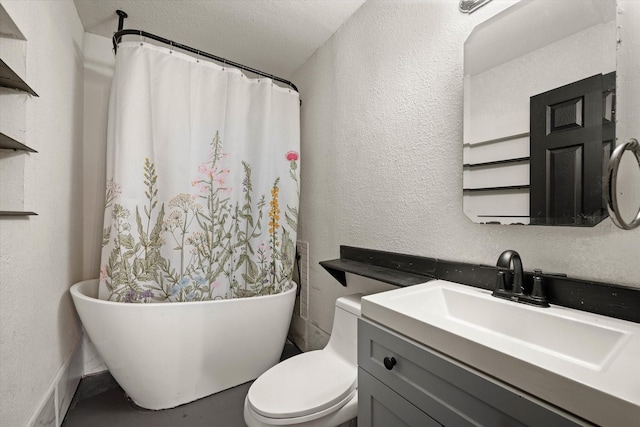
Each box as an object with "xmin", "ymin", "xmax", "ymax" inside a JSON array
[{"xmin": 321, "ymin": 246, "xmax": 640, "ymax": 324}]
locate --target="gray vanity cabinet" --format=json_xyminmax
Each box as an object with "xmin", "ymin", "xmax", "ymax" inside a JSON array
[{"xmin": 357, "ymin": 318, "xmax": 591, "ymax": 427}]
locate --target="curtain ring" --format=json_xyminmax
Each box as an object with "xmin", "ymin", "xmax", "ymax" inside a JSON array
[
  {"xmin": 139, "ymin": 31, "xmax": 143, "ymax": 46},
  {"xmin": 196, "ymin": 50, "xmax": 200, "ymax": 63},
  {"xmin": 170, "ymin": 41, "xmax": 173, "ymax": 53},
  {"xmin": 222, "ymin": 58, "xmax": 226, "ymax": 71}
]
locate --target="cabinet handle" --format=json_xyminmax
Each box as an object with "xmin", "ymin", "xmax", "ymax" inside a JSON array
[{"xmin": 383, "ymin": 356, "xmax": 397, "ymax": 370}]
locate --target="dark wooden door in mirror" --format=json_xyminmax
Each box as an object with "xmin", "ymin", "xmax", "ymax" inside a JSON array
[{"xmin": 530, "ymin": 72, "xmax": 615, "ymax": 226}]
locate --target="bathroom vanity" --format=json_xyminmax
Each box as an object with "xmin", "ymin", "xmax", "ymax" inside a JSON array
[
  {"xmin": 358, "ymin": 319, "xmax": 587, "ymax": 426},
  {"xmin": 357, "ymin": 280, "xmax": 640, "ymax": 427}
]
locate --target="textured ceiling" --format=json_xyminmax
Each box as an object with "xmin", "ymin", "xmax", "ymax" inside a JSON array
[{"xmin": 74, "ymin": 0, "xmax": 366, "ymax": 80}]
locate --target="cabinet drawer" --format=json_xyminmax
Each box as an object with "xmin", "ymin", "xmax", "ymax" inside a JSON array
[
  {"xmin": 359, "ymin": 368, "xmax": 442, "ymax": 427},
  {"xmin": 358, "ymin": 318, "xmax": 590, "ymax": 427}
]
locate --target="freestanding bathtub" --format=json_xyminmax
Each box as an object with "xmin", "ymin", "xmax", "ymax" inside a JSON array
[{"xmin": 70, "ymin": 279, "xmax": 296, "ymax": 410}]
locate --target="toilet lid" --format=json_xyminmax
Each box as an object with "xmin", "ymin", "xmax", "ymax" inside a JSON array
[{"xmin": 247, "ymin": 350, "xmax": 356, "ymax": 419}]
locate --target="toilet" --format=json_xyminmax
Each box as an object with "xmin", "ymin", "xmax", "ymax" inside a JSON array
[{"xmin": 244, "ymin": 294, "xmax": 363, "ymax": 427}]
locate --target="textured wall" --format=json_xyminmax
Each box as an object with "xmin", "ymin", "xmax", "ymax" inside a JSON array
[
  {"xmin": 82, "ymin": 33, "xmax": 114, "ymax": 281},
  {"xmin": 291, "ymin": 0, "xmax": 640, "ymax": 343},
  {"xmin": 616, "ymin": 0, "xmax": 640, "ymax": 222},
  {"xmin": 0, "ymin": 1, "xmax": 85, "ymax": 425}
]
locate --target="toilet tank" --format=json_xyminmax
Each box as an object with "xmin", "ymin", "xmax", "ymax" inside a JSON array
[{"xmin": 326, "ymin": 294, "xmax": 363, "ymax": 366}]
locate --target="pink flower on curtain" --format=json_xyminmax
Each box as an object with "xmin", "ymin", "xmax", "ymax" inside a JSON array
[
  {"xmin": 286, "ymin": 151, "xmax": 299, "ymax": 161},
  {"xmin": 286, "ymin": 151, "xmax": 299, "ymax": 178}
]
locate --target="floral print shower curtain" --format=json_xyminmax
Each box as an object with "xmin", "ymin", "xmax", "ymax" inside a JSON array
[{"xmin": 99, "ymin": 42, "xmax": 300, "ymax": 302}]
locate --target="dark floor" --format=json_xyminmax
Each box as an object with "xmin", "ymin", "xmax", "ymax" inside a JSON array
[{"xmin": 62, "ymin": 342, "xmax": 302, "ymax": 427}]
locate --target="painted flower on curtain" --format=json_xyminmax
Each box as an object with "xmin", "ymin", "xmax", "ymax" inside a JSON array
[
  {"xmin": 285, "ymin": 151, "xmax": 300, "ymax": 231},
  {"xmin": 100, "ymin": 132, "xmax": 298, "ymax": 302}
]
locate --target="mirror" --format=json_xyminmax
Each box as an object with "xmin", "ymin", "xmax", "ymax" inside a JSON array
[{"xmin": 463, "ymin": 0, "xmax": 617, "ymax": 225}]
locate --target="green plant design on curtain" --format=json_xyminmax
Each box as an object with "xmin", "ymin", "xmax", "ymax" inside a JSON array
[{"xmin": 101, "ymin": 132, "xmax": 298, "ymax": 302}]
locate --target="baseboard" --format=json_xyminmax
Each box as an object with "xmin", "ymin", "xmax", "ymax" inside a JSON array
[
  {"xmin": 26, "ymin": 338, "xmax": 83, "ymax": 427},
  {"xmin": 81, "ymin": 331, "xmax": 108, "ymax": 375},
  {"xmin": 288, "ymin": 313, "xmax": 307, "ymax": 351}
]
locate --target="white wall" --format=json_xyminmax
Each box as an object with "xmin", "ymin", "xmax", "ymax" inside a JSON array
[
  {"xmin": 82, "ymin": 33, "xmax": 114, "ymax": 281},
  {"xmin": 0, "ymin": 1, "xmax": 85, "ymax": 425},
  {"xmin": 291, "ymin": 0, "xmax": 640, "ymax": 346},
  {"xmin": 79, "ymin": 32, "xmax": 114, "ymax": 375},
  {"xmin": 616, "ymin": 0, "xmax": 640, "ymax": 223}
]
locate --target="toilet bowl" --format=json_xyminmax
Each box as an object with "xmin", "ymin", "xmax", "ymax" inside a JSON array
[{"xmin": 244, "ymin": 294, "xmax": 362, "ymax": 427}]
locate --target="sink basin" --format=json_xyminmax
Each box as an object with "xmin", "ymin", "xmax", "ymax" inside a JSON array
[
  {"xmin": 362, "ymin": 280, "xmax": 640, "ymax": 427},
  {"xmin": 397, "ymin": 281, "xmax": 628, "ymax": 369}
]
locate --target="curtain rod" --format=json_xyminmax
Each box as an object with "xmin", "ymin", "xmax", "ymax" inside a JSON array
[{"xmin": 112, "ymin": 10, "xmax": 299, "ymax": 93}]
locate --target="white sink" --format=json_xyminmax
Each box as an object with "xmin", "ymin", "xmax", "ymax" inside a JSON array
[
  {"xmin": 399, "ymin": 282, "xmax": 628, "ymax": 369},
  {"xmin": 362, "ymin": 280, "xmax": 640, "ymax": 427}
]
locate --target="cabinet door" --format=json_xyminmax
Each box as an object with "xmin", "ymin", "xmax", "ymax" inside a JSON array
[
  {"xmin": 359, "ymin": 319, "xmax": 591, "ymax": 427},
  {"xmin": 359, "ymin": 368, "xmax": 441, "ymax": 427}
]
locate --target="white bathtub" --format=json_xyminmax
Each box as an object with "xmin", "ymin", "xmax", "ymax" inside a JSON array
[{"xmin": 70, "ymin": 279, "xmax": 296, "ymax": 410}]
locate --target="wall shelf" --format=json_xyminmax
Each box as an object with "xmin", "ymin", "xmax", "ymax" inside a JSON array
[
  {"xmin": 1, "ymin": 48, "xmax": 38, "ymax": 215},
  {"xmin": 463, "ymin": 185, "xmax": 529, "ymax": 192},
  {"xmin": 0, "ymin": 132, "xmax": 37, "ymax": 152},
  {"xmin": 0, "ymin": 58, "xmax": 38, "ymax": 96},
  {"xmin": 463, "ymin": 156, "xmax": 529, "ymax": 168},
  {"xmin": 0, "ymin": 211, "xmax": 37, "ymax": 216},
  {"xmin": 477, "ymin": 215, "xmax": 529, "ymax": 218},
  {"xmin": 463, "ymin": 132, "xmax": 529, "ymax": 147},
  {"xmin": 321, "ymin": 246, "xmax": 640, "ymax": 324},
  {"xmin": 319, "ymin": 258, "xmax": 433, "ymax": 287}
]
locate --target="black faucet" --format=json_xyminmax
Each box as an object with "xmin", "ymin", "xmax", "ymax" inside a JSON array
[
  {"xmin": 493, "ymin": 250, "xmax": 549, "ymax": 307},
  {"xmin": 496, "ymin": 249, "xmax": 523, "ymax": 294}
]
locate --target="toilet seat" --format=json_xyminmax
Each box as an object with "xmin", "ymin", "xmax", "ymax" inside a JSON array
[{"xmin": 247, "ymin": 350, "xmax": 356, "ymax": 419}]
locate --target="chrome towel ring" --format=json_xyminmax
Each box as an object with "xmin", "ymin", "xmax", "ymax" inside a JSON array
[{"xmin": 606, "ymin": 138, "xmax": 640, "ymax": 230}]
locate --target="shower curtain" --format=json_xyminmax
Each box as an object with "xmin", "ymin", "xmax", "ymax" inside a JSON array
[{"xmin": 99, "ymin": 42, "xmax": 300, "ymax": 302}]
